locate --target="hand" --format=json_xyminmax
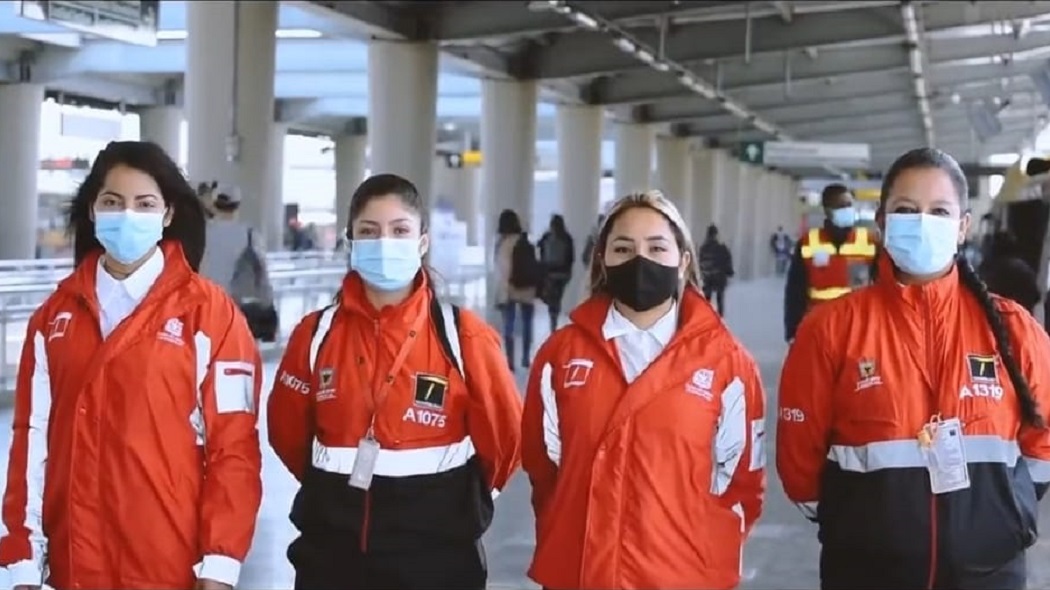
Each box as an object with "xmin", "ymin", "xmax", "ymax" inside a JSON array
[{"xmin": 195, "ymin": 579, "xmax": 233, "ymax": 590}]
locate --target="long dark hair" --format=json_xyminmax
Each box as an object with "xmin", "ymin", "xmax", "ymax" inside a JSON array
[
  {"xmin": 67, "ymin": 141, "xmax": 206, "ymax": 271},
  {"xmin": 880, "ymin": 147, "xmax": 1042, "ymax": 427},
  {"xmin": 497, "ymin": 209, "xmax": 523, "ymax": 235}
]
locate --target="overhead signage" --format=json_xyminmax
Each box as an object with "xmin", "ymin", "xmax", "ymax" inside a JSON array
[
  {"xmin": 15, "ymin": 1, "xmax": 160, "ymax": 46},
  {"xmin": 444, "ymin": 150, "xmax": 482, "ymax": 169},
  {"xmin": 763, "ymin": 141, "xmax": 871, "ymax": 169},
  {"xmin": 739, "ymin": 141, "xmax": 764, "ymax": 165}
]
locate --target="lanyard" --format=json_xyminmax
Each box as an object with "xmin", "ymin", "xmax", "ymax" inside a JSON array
[{"xmin": 363, "ymin": 309, "xmax": 428, "ymax": 439}]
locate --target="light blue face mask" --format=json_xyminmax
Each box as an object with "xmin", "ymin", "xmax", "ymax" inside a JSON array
[
  {"xmin": 883, "ymin": 213, "xmax": 960, "ymax": 276},
  {"xmin": 350, "ymin": 238, "xmax": 422, "ymax": 291},
  {"xmin": 94, "ymin": 210, "xmax": 165, "ymax": 264},
  {"xmin": 829, "ymin": 206, "xmax": 857, "ymax": 228}
]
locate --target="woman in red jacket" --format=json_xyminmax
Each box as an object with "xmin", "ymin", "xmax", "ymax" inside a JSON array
[
  {"xmin": 0, "ymin": 141, "xmax": 263, "ymax": 590},
  {"xmin": 522, "ymin": 190, "xmax": 766, "ymax": 589},
  {"xmin": 268, "ymin": 173, "xmax": 523, "ymax": 590}
]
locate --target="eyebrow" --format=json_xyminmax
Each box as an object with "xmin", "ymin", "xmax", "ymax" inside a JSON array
[
  {"xmin": 100, "ymin": 190, "xmax": 159, "ymax": 200},
  {"xmin": 358, "ymin": 218, "xmax": 413, "ymax": 226},
  {"xmin": 610, "ymin": 235, "xmax": 671, "ymax": 243}
]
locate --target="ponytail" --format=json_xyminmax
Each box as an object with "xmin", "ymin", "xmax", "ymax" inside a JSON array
[{"xmin": 957, "ymin": 256, "xmax": 1044, "ymax": 428}]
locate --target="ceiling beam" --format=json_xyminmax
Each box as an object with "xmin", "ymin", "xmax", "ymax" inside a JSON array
[
  {"xmin": 648, "ymin": 93, "xmax": 919, "ymax": 126},
  {"xmin": 592, "ymin": 27, "xmax": 1050, "ymax": 106},
  {"xmin": 304, "ymin": 0, "xmax": 425, "ymax": 40},
  {"xmin": 529, "ymin": 2, "xmax": 1050, "ymax": 79},
  {"xmin": 431, "ymin": 1, "xmax": 737, "ymax": 42},
  {"xmin": 640, "ymin": 61, "xmax": 1041, "ymax": 124}
]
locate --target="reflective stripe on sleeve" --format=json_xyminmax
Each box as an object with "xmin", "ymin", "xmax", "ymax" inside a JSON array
[
  {"xmin": 808, "ymin": 287, "xmax": 852, "ymax": 300},
  {"xmin": 311, "ymin": 437, "xmax": 476, "ymax": 477}
]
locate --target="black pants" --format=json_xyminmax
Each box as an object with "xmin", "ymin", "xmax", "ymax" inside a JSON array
[
  {"xmin": 290, "ymin": 534, "xmax": 487, "ymax": 590},
  {"xmin": 703, "ymin": 283, "xmax": 726, "ymax": 316}
]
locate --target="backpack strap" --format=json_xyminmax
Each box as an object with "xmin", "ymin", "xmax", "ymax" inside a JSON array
[
  {"xmin": 309, "ymin": 300, "xmax": 464, "ymax": 378},
  {"xmin": 430, "ymin": 298, "xmax": 464, "ymax": 377},
  {"xmin": 308, "ymin": 304, "xmax": 339, "ymax": 372}
]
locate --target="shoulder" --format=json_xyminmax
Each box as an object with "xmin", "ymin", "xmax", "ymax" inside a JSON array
[
  {"xmin": 992, "ymin": 294, "xmax": 1046, "ymax": 340},
  {"xmin": 28, "ymin": 290, "xmax": 73, "ymax": 335}
]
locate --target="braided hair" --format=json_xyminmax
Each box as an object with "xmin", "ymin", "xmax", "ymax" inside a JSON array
[{"xmin": 880, "ymin": 148, "xmax": 1043, "ymax": 428}]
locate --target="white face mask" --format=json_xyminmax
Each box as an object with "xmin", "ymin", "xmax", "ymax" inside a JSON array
[
  {"xmin": 829, "ymin": 207, "xmax": 857, "ymax": 228},
  {"xmin": 883, "ymin": 213, "xmax": 960, "ymax": 276}
]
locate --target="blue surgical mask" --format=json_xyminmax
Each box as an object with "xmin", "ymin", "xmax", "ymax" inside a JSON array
[
  {"xmin": 94, "ymin": 210, "xmax": 165, "ymax": 264},
  {"xmin": 350, "ymin": 238, "xmax": 422, "ymax": 291},
  {"xmin": 829, "ymin": 207, "xmax": 857, "ymax": 228},
  {"xmin": 883, "ymin": 213, "xmax": 960, "ymax": 276}
]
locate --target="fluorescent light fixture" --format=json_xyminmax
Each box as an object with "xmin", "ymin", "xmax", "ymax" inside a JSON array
[
  {"xmin": 275, "ymin": 28, "xmax": 323, "ymax": 39},
  {"xmin": 613, "ymin": 37, "xmax": 637, "ymax": 53},
  {"xmin": 157, "ymin": 30, "xmax": 187, "ymax": 40},
  {"xmin": 724, "ymin": 102, "xmax": 749, "ymax": 118},
  {"xmin": 652, "ymin": 61, "xmax": 671, "ymax": 72},
  {"xmin": 636, "ymin": 48, "xmax": 656, "ymax": 64},
  {"xmin": 157, "ymin": 28, "xmax": 322, "ymax": 41},
  {"xmin": 568, "ymin": 11, "xmax": 600, "ymax": 30}
]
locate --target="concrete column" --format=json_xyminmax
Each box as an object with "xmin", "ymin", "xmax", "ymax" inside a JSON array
[
  {"xmin": 263, "ymin": 123, "xmax": 287, "ymax": 251},
  {"xmin": 614, "ymin": 122, "xmax": 653, "ymax": 197},
  {"xmin": 736, "ymin": 166, "xmax": 760, "ymax": 280},
  {"xmin": 722, "ymin": 160, "xmax": 742, "ymax": 272},
  {"xmin": 334, "ymin": 131, "xmax": 367, "ymax": 235},
  {"xmin": 368, "ymin": 40, "xmax": 439, "ymax": 202},
  {"xmin": 0, "ymin": 84, "xmax": 43, "ymax": 260},
  {"xmin": 481, "ymin": 79, "xmax": 537, "ymax": 236},
  {"xmin": 654, "ymin": 136, "xmax": 693, "ymax": 224},
  {"xmin": 186, "ymin": 0, "xmax": 278, "ymax": 244},
  {"xmin": 557, "ymin": 105, "xmax": 603, "ymax": 305},
  {"xmin": 139, "ymin": 106, "xmax": 182, "ymax": 160},
  {"xmin": 751, "ymin": 171, "xmax": 772, "ymax": 278},
  {"xmin": 691, "ymin": 148, "xmax": 729, "ymax": 242}
]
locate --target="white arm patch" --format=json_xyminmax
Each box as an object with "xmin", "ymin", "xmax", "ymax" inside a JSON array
[
  {"xmin": 711, "ymin": 377, "xmax": 747, "ymax": 496},
  {"xmin": 213, "ymin": 361, "xmax": 256, "ymax": 414}
]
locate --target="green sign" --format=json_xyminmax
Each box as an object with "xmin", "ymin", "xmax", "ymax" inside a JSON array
[{"xmin": 739, "ymin": 141, "xmax": 764, "ymax": 164}]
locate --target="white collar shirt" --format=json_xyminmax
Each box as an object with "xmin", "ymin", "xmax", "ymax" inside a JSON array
[
  {"xmin": 95, "ymin": 248, "xmax": 165, "ymax": 339},
  {"xmin": 602, "ymin": 302, "xmax": 678, "ymax": 384}
]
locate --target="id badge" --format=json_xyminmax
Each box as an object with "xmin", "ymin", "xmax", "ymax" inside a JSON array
[
  {"xmin": 922, "ymin": 417, "xmax": 970, "ymax": 495},
  {"xmin": 812, "ymin": 251, "xmax": 831, "ymax": 267},
  {"xmin": 348, "ymin": 436, "xmax": 381, "ymax": 490}
]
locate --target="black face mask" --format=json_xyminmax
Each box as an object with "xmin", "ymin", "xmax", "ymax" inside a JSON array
[{"xmin": 605, "ymin": 256, "xmax": 680, "ymax": 312}]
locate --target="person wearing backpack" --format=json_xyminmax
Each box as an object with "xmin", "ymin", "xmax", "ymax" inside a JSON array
[
  {"xmin": 268, "ymin": 174, "xmax": 522, "ymax": 590},
  {"xmin": 538, "ymin": 214, "xmax": 575, "ymax": 334},
  {"xmin": 199, "ymin": 187, "xmax": 278, "ymax": 341},
  {"xmin": 495, "ymin": 209, "xmax": 542, "ymax": 369}
]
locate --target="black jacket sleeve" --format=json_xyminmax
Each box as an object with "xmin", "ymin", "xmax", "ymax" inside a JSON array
[{"xmin": 784, "ymin": 241, "xmax": 809, "ymax": 342}]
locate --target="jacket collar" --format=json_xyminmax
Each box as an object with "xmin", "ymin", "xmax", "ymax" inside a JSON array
[
  {"xmin": 58, "ymin": 240, "xmax": 194, "ymax": 303},
  {"xmin": 339, "ymin": 270, "xmax": 431, "ymax": 321},
  {"xmin": 601, "ymin": 300, "xmax": 678, "ymax": 346},
  {"xmin": 875, "ymin": 252, "xmax": 962, "ymax": 310},
  {"xmin": 570, "ymin": 286, "xmax": 719, "ymax": 347}
]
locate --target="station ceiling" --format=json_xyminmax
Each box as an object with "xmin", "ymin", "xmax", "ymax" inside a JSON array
[{"xmin": 2, "ymin": 1, "xmax": 1049, "ymax": 170}]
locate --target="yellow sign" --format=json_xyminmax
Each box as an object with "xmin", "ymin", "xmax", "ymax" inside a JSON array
[
  {"xmin": 462, "ymin": 150, "xmax": 482, "ymax": 166},
  {"xmin": 855, "ymin": 188, "xmax": 880, "ymax": 202}
]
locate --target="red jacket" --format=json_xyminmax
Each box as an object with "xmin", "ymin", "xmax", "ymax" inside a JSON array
[
  {"xmin": 0, "ymin": 241, "xmax": 263, "ymax": 589},
  {"xmin": 522, "ymin": 288, "xmax": 765, "ymax": 589}
]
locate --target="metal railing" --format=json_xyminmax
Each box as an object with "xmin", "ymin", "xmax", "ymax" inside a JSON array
[{"xmin": 0, "ymin": 251, "xmax": 489, "ymax": 390}]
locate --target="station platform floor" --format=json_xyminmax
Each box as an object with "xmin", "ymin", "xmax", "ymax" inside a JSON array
[{"xmin": 1, "ymin": 277, "xmax": 1050, "ymax": 589}]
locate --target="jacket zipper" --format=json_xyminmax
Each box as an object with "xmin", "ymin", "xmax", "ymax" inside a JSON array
[
  {"xmin": 923, "ymin": 291, "xmax": 938, "ymax": 589},
  {"xmin": 927, "ymin": 494, "xmax": 938, "ymax": 589},
  {"xmin": 360, "ymin": 489, "xmax": 372, "ymax": 553}
]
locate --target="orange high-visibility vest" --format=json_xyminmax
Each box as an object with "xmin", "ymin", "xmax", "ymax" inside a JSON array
[{"xmin": 800, "ymin": 227, "xmax": 877, "ymax": 302}]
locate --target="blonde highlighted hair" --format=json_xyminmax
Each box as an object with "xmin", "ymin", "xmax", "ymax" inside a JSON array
[{"xmin": 587, "ymin": 190, "xmax": 702, "ymax": 297}]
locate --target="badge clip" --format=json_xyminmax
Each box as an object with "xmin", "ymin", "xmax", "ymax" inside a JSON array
[{"xmin": 918, "ymin": 413, "xmax": 941, "ymax": 448}]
